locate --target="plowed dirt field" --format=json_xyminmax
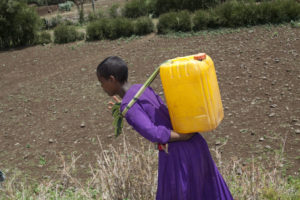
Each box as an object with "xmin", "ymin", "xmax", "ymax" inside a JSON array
[{"xmin": 0, "ymin": 24, "xmax": 299, "ymax": 182}]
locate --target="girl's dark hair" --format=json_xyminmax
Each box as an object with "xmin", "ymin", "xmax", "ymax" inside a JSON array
[{"xmin": 97, "ymin": 56, "xmax": 128, "ymax": 83}]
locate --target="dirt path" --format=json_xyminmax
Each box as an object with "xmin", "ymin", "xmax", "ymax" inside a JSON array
[{"xmin": 0, "ymin": 24, "xmax": 299, "ymax": 182}]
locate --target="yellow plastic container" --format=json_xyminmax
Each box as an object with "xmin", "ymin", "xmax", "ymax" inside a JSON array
[{"xmin": 160, "ymin": 53, "xmax": 224, "ymax": 133}]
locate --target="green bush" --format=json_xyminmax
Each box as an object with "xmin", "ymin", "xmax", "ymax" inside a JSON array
[
  {"xmin": 157, "ymin": 12, "xmax": 177, "ymax": 34},
  {"xmin": 257, "ymin": 0, "xmax": 300, "ymax": 24},
  {"xmin": 76, "ymin": 31, "xmax": 85, "ymax": 41},
  {"xmin": 87, "ymin": 10, "xmax": 104, "ymax": 22},
  {"xmin": 122, "ymin": 0, "xmax": 148, "ymax": 18},
  {"xmin": 193, "ymin": 10, "xmax": 211, "ymax": 31},
  {"xmin": 106, "ymin": 18, "xmax": 135, "ymax": 39},
  {"xmin": 157, "ymin": 11, "xmax": 191, "ymax": 34},
  {"xmin": 154, "ymin": 0, "xmax": 220, "ymax": 15},
  {"xmin": 35, "ymin": 31, "xmax": 52, "ymax": 44},
  {"xmin": 145, "ymin": 0, "xmax": 157, "ymax": 16},
  {"xmin": 206, "ymin": 9, "xmax": 221, "ymax": 28},
  {"xmin": 58, "ymin": 1, "xmax": 74, "ymax": 12},
  {"xmin": 87, "ymin": 12, "xmax": 97, "ymax": 22},
  {"xmin": 176, "ymin": 10, "xmax": 192, "ymax": 32},
  {"xmin": 64, "ymin": 19, "xmax": 76, "ymax": 26},
  {"xmin": 134, "ymin": 16, "xmax": 154, "ymax": 35},
  {"xmin": 86, "ymin": 17, "xmax": 135, "ymax": 40},
  {"xmin": 109, "ymin": 3, "xmax": 121, "ymax": 18},
  {"xmin": 54, "ymin": 25, "xmax": 82, "ymax": 44},
  {"xmin": 236, "ymin": 2, "xmax": 258, "ymax": 26},
  {"xmin": 42, "ymin": 15, "xmax": 76, "ymax": 29},
  {"xmin": 280, "ymin": 0, "xmax": 300, "ymax": 20},
  {"xmin": 215, "ymin": 1, "xmax": 256, "ymax": 27},
  {"xmin": 214, "ymin": 1, "xmax": 237, "ymax": 27},
  {"xmin": 86, "ymin": 19, "xmax": 109, "ymax": 41},
  {"xmin": 42, "ymin": 15, "xmax": 64, "ymax": 29},
  {"xmin": 193, "ymin": 8, "xmax": 221, "ymax": 30},
  {"xmin": 211, "ymin": 0, "xmax": 300, "ymax": 28},
  {"xmin": 0, "ymin": 0, "xmax": 41, "ymax": 49}
]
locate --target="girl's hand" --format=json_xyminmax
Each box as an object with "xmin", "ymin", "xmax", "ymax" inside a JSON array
[
  {"xmin": 108, "ymin": 96, "xmax": 121, "ymax": 109},
  {"xmin": 169, "ymin": 131, "xmax": 196, "ymax": 142}
]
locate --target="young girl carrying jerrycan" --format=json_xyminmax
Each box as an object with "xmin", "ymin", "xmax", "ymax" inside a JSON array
[{"xmin": 96, "ymin": 56, "xmax": 233, "ymax": 200}]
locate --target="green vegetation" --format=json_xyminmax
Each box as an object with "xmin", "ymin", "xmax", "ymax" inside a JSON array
[
  {"xmin": 109, "ymin": 3, "xmax": 120, "ymax": 18},
  {"xmin": 165, "ymin": 0, "xmax": 300, "ymax": 34},
  {"xmin": 58, "ymin": 1, "xmax": 74, "ymax": 12},
  {"xmin": 42, "ymin": 15, "xmax": 64, "ymax": 29},
  {"xmin": 87, "ymin": 10, "xmax": 104, "ymax": 22},
  {"xmin": 0, "ymin": 137, "xmax": 299, "ymax": 199},
  {"xmin": 2, "ymin": 0, "xmax": 300, "ymax": 46},
  {"xmin": 154, "ymin": 0, "xmax": 219, "ymax": 15},
  {"xmin": 86, "ymin": 18, "xmax": 109, "ymax": 41},
  {"xmin": 122, "ymin": 0, "xmax": 148, "ymax": 18},
  {"xmin": 35, "ymin": 31, "xmax": 52, "ymax": 45},
  {"xmin": 86, "ymin": 17, "xmax": 154, "ymax": 41},
  {"xmin": 134, "ymin": 16, "xmax": 154, "ymax": 35},
  {"xmin": 87, "ymin": 17, "xmax": 135, "ymax": 40},
  {"xmin": 213, "ymin": 0, "xmax": 300, "ymax": 27},
  {"xmin": 54, "ymin": 25, "xmax": 84, "ymax": 44},
  {"xmin": 121, "ymin": 0, "xmax": 220, "ymax": 17},
  {"xmin": 119, "ymin": 0, "xmax": 300, "ymax": 35},
  {"xmin": 121, "ymin": 0, "xmax": 156, "ymax": 18},
  {"xmin": 39, "ymin": 156, "xmax": 46, "ymax": 166},
  {"xmin": 192, "ymin": 9, "xmax": 220, "ymax": 30},
  {"xmin": 157, "ymin": 11, "xmax": 192, "ymax": 34},
  {"xmin": 106, "ymin": 18, "xmax": 135, "ymax": 40},
  {"xmin": 0, "ymin": 0, "xmax": 41, "ymax": 49}
]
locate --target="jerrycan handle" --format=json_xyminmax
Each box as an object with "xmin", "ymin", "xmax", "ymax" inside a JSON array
[{"xmin": 194, "ymin": 53, "xmax": 206, "ymax": 61}]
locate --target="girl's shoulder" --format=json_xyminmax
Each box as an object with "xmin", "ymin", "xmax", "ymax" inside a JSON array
[
  {"xmin": 122, "ymin": 84, "xmax": 142, "ymax": 102},
  {"xmin": 121, "ymin": 84, "xmax": 156, "ymax": 107}
]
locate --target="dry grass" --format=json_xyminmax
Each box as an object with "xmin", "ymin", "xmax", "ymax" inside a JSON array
[
  {"xmin": 0, "ymin": 134, "xmax": 299, "ymax": 200},
  {"xmin": 214, "ymin": 135, "xmax": 300, "ymax": 200}
]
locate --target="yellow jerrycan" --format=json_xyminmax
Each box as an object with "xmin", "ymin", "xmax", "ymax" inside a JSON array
[{"xmin": 160, "ymin": 53, "xmax": 224, "ymax": 133}]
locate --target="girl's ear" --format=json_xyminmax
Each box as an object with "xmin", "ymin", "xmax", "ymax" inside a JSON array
[{"xmin": 109, "ymin": 75, "xmax": 117, "ymax": 82}]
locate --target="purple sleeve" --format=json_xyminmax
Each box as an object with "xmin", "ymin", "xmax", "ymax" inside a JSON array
[{"xmin": 124, "ymin": 103, "xmax": 171, "ymax": 144}]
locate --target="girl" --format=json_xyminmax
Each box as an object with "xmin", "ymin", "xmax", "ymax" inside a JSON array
[{"xmin": 96, "ymin": 56, "xmax": 233, "ymax": 200}]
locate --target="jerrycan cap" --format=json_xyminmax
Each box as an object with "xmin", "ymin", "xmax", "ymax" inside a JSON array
[{"xmin": 194, "ymin": 53, "xmax": 206, "ymax": 61}]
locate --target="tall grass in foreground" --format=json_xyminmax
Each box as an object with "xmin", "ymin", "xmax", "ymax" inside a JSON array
[{"xmin": 0, "ymin": 135, "xmax": 299, "ymax": 199}]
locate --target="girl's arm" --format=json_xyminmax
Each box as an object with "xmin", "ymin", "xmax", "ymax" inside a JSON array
[
  {"xmin": 112, "ymin": 96, "xmax": 195, "ymax": 143},
  {"xmin": 169, "ymin": 131, "xmax": 196, "ymax": 142},
  {"xmin": 125, "ymin": 103, "xmax": 196, "ymax": 144},
  {"xmin": 125, "ymin": 102, "xmax": 171, "ymax": 144}
]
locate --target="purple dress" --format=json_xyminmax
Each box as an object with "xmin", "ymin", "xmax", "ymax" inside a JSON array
[{"xmin": 121, "ymin": 84, "xmax": 233, "ymax": 200}]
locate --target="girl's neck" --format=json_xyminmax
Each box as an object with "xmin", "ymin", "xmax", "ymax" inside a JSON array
[{"xmin": 118, "ymin": 82, "xmax": 131, "ymax": 98}]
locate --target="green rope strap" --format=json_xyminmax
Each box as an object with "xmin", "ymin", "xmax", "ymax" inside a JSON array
[{"xmin": 112, "ymin": 66, "xmax": 162, "ymax": 137}]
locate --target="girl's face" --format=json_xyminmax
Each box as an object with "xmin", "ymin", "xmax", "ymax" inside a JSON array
[{"xmin": 97, "ymin": 74, "xmax": 119, "ymax": 96}]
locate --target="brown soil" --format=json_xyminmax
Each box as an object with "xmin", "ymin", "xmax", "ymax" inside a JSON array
[
  {"xmin": 35, "ymin": 5, "xmax": 59, "ymax": 16},
  {"xmin": 0, "ymin": 23, "xmax": 299, "ymax": 182}
]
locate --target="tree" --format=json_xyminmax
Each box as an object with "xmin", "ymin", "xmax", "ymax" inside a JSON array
[
  {"xmin": 92, "ymin": 0, "xmax": 95, "ymax": 13},
  {"xmin": 0, "ymin": 0, "xmax": 41, "ymax": 49},
  {"xmin": 71, "ymin": 0, "xmax": 86, "ymax": 24}
]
